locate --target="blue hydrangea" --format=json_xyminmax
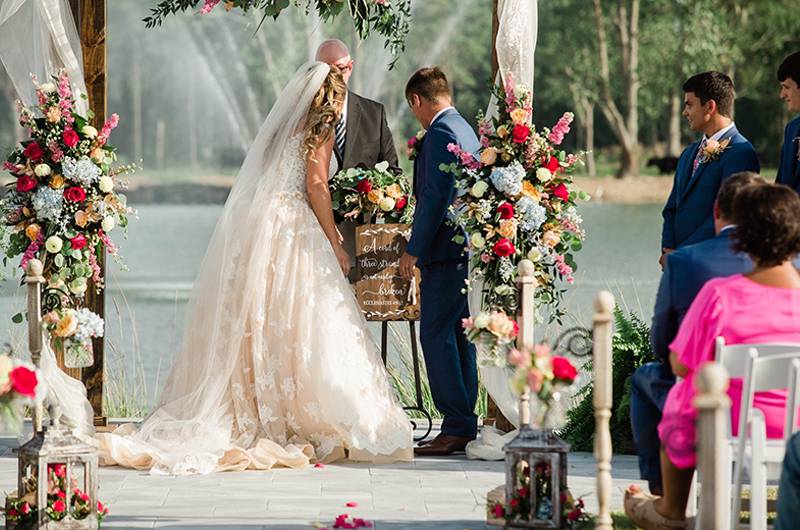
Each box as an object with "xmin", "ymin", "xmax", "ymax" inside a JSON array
[
  {"xmin": 74, "ymin": 308, "xmax": 104, "ymax": 342},
  {"xmin": 517, "ymin": 196, "xmax": 547, "ymax": 232},
  {"xmin": 31, "ymin": 187, "xmax": 64, "ymax": 223},
  {"xmin": 62, "ymin": 156, "xmax": 101, "ymax": 186},
  {"xmin": 489, "ymin": 161, "xmax": 525, "ymax": 196}
]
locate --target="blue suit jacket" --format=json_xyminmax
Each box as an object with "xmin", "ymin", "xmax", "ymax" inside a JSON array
[
  {"xmin": 651, "ymin": 229, "xmax": 753, "ymax": 362},
  {"xmin": 776, "ymin": 116, "xmax": 800, "ymax": 192},
  {"xmin": 661, "ymin": 125, "xmax": 759, "ymax": 250},
  {"xmin": 407, "ymin": 108, "xmax": 480, "ymax": 266}
]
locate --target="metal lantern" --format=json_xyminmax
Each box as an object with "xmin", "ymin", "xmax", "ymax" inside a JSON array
[
  {"xmin": 13, "ymin": 409, "xmax": 99, "ymax": 529},
  {"xmin": 503, "ymin": 426, "xmax": 570, "ymax": 529}
]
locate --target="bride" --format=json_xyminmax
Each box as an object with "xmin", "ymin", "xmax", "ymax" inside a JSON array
[{"xmin": 95, "ymin": 62, "xmax": 413, "ymax": 474}]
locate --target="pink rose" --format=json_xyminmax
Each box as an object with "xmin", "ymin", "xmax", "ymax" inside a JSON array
[
  {"xmin": 70, "ymin": 234, "xmax": 88, "ymax": 251},
  {"xmin": 52, "ymin": 500, "xmax": 66, "ymax": 513},
  {"xmin": 527, "ymin": 368, "xmax": 544, "ymax": 392},
  {"xmin": 507, "ymin": 348, "xmax": 531, "ymax": 369}
]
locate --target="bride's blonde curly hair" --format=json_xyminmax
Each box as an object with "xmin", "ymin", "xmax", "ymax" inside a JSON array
[{"xmin": 303, "ymin": 66, "xmax": 347, "ymax": 161}]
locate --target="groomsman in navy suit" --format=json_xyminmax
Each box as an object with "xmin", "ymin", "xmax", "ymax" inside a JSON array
[
  {"xmin": 399, "ymin": 67, "xmax": 480, "ymax": 456},
  {"xmin": 777, "ymin": 52, "xmax": 800, "ymax": 192},
  {"xmin": 661, "ymin": 72, "xmax": 759, "ymax": 267}
]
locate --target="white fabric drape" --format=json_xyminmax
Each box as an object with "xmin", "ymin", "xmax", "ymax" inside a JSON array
[
  {"xmin": 467, "ymin": 0, "xmax": 538, "ymax": 460},
  {"xmin": 0, "ymin": 0, "xmax": 93, "ymax": 437}
]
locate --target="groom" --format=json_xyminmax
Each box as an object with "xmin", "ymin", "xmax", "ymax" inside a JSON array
[{"xmin": 399, "ymin": 67, "xmax": 480, "ymax": 456}]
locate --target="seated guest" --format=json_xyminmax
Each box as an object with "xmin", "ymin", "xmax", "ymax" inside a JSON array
[
  {"xmin": 776, "ymin": 432, "xmax": 800, "ymax": 530},
  {"xmin": 631, "ymin": 171, "xmax": 761, "ymax": 496},
  {"xmin": 777, "ymin": 51, "xmax": 800, "ymax": 192},
  {"xmin": 626, "ymin": 183, "xmax": 800, "ymax": 529}
]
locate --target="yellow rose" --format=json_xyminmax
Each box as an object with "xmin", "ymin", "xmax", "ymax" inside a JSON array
[
  {"xmin": 385, "ymin": 183, "xmax": 403, "ymax": 199},
  {"xmin": 497, "ymin": 125, "xmax": 509, "ymax": 139},
  {"xmin": 510, "ymin": 108, "xmax": 529, "ymax": 125},
  {"xmin": 49, "ymin": 174, "xmax": 65, "ymax": 189},
  {"xmin": 542, "ymin": 230, "xmax": 561, "ymax": 248},
  {"xmin": 74, "ymin": 210, "xmax": 89, "ymax": 228},
  {"xmin": 522, "ymin": 181, "xmax": 541, "ymax": 202},
  {"xmin": 498, "ymin": 219, "xmax": 517, "ymax": 238},
  {"xmin": 25, "ymin": 224, "xmax": 40, "ymax": 241},
  {"xmin": 54, "ymin": 311, "xmax": 78, "ymax": 338},
  {"xmin": 480, "ymin": 147, "xmax": 498, "ymax": 166},
  {"xmin": 367, "ymin": 189, "xmax": 384, "ymax": 204}
]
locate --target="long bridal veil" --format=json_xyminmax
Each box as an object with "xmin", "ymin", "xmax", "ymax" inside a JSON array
[{"xmin": 97, "ymin": 62, "xmax": 334, "ymax": 474}]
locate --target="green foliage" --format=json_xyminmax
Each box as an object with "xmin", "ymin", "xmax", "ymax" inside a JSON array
[{"xmin": 561, "ymin": 306, "xmax": 655, "ymax": 454}]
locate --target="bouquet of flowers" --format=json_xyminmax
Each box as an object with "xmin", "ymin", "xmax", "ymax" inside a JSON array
[
  {"xmin": 0, "ymin": 351, "xmax": 38, "ymax": 431},
  {"xmin": 3, "ymin": 463, "xmax": 109, "ymax": 528},
  {"xmin": 445, "ymin": 75, "xmax": 588, "ymax": 321},
  {"xmin": 461, "ymin": 310, "xmax": 518, "ymax": 365},
  {"xmin": 43, "ymin": 308, "xmax": 104, "ymax": 369},
  {"xmin": 329, "ymin": 161, "xmax": 414, "ymax": 225}
]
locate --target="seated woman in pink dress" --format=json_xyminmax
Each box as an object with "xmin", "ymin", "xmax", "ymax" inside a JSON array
[{"xmin": 625, "ymin": 182, "xmax": 800, "ymax": 529}]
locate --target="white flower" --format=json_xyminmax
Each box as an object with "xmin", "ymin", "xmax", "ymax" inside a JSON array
[
  {"xmin": 45, "ymin": 236, "xmax": 63, "ymax": 253},
  {"xmin": 98, "ymin": 176, "xmax": 114, "ymax": 193},
  {"xmin": 40, "ymin": 83, "xmax": 56, "ymax": 93},
  {"xmin": 379, "ymin": 196, "xmax": 396, "ymax": 212},
  {"xmin": 470, "ymin": 232, "xmax": 486, "ymax": 249},
  {"xmin": 474, "ymin": 313, "xmax": 491, "ymax": 329},
  {"xmin": 101, "ymin": 216, "xmax": 115, "ymax": 232},
  {"xmin": 69, "ymin": 278, "xmax": 87, "ymax": 296},
  {"xmin": 34, "ymin": 164, "xmax": 51, "ymax": 177},
  {"xmin": 471, "ymin": 180, "xmax": 489, "ymax": 198},
  {"xmin": 375, "ymin": 160, "xmax": 390, "ymax": 173},
  {"xmin": 536, "ymin": 167, "xmax": 553, "ymax": 183},
  {"xmin": 514, "ymin": 84, "xmax": 530, "ymax": 100},
  {"xmin": 0, "ymin": 355, "xmax": 12, "ymax": 389},
  {"xmin": 527, "ymin": 248, "xmax": 543, "ymax": 262},
  {"xmin": 81, "ymin": 125, "xmax": 98, "ymax": 139}
]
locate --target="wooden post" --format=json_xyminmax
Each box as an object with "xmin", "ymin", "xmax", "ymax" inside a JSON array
[
  {"xmin": 69, "ymin": 0, "xmax": 108, "ymax": 425},
  {"xmin": 515, "ymin": 259, "xmax": 535, "ymax": 427},
  {"xmin": 592, "ymin": 291, "xmax": 614, "ymax": 530},
  {"xmin": 694, "ymin": 362, "xmax": 731, "ymax": 530},
  {"xmin": 25, "ymin": 260, "xmax": 46, "ymax": 434}
]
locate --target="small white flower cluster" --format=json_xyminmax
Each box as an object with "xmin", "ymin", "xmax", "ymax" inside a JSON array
[
  {"xmin": 489, "ymin": 161, "xmax": 525, "ymax": 197},
  {"xmin": 73, "ymin": 308, "xmax": 104, "ymax": 343},
  {"xmin": 62, "ymin": 156, "xmax": 101, "ymax": 187},
  {"xmin": 31, "ymin": 187, "xmax": 64, "ymax": 223},
  {"xmin": 517, "ymin": 196, "xmax": 547, "ymax": 232},
  {"xmin": 498, "ymin": 256, "xmax": 515, "ymax": 282}
]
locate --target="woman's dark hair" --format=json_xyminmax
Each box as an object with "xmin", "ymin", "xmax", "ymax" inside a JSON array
[{"xmin": 732, "ymin": 183, "xmax": 800, "ymax": 267}]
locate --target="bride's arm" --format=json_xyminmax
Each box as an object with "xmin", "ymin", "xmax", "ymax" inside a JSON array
[{"xmin": 306, "ymin": 136, "xmax": 350, "ymax": 276}]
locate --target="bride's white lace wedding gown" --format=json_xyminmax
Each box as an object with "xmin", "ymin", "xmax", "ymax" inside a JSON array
[{"xmin": 96, "ymin": 122, "xmax": 413, "ymax": 473}]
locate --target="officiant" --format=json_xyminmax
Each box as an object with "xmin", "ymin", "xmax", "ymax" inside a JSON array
[{"xmin": 316, "ymin": 39, "xmax": 402, "ymax": 279}]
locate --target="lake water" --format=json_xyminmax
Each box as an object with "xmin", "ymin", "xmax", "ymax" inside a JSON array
[{"xmin": 0, "ymin": 202, "xmax": 664, "ymax": 407}]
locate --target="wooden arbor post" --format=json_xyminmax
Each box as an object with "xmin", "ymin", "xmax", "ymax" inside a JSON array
[
  {"xmin": 68, "ymin": 0, "xmax": 107, "ymax": 426},
  {"xmin": 592, "ymin": 290, "xmax": 615, "ymax": 530}
]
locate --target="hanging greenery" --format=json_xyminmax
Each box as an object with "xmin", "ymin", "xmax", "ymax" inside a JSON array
[{"xmin": 144, "ymin": 0, "xmax": 412, "ymax": 67}]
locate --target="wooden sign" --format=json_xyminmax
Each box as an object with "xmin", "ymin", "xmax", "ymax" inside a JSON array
[{"xmin": 355, "ymin": 224, "xmax": 421, "ymax": 321}]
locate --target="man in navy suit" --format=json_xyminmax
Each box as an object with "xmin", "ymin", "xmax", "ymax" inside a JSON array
[
  {"xmin": 777, "ymin": 52, "xmax": 800, "ymax": 192},
  {"xmin": 633, "ymin": 172, "xmax": 763, "ymax": 495},
  {"xmin": 661, "ymin": 72, "xmax": 760, "ymax": 268},
  {"xmin": 399, "ymin": 67, "xmax": 480, "ymax": 456}
]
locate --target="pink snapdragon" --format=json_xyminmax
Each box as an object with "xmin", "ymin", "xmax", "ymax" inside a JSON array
[
  {"xmin": 3, "ymin": 161, "xmax": 18, "ymax": 173},
  {"xmin": 447, "ymin": 143, "xmax": 483, "ymax": 171},
  {"xmin": 100, "ymin": 113, "xmax": 119, "ymax": 139},
  {"xmin": 48, "ymin": 141, "xmax": 64, "ymax": 163},
  {"xmin": 20, "ymin": 233, "xmax": 44, "ymax": 271},
  {"xmin": 98, "ymin": 230, "xmax": 118, "ymax": 256},
  {"xmin": 554, "ymin": 254, "xmax": 574, "ymax": 284},
  {"xmin": 565, "ymin": 153, "xmax": 579, "ymax": 166},
  {"xmin": 548, "ymin": 112, "xmax": 574, "ymax": 146},
  {"xmin": 57, "ymin": 72, "xmax": 72, "ymax": 99},
  {"xmin": 88, "ymin": 247, "xmax": 104, "ymax": 287},
  {"xmin": 200, "ymin": 0, "xmax": 221, "ymax": 14},
  {"xmin": 504, "ymin": 73, "xmax": 516, "ymax": 107}
]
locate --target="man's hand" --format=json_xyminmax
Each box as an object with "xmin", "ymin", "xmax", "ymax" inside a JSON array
[
  {"xmin": 399, "ymin": 252, "xmax": 418, "ymax": 280},
  {"xmin": 659, "ymin": 247, "xmax": 674, "ymax": 270}
]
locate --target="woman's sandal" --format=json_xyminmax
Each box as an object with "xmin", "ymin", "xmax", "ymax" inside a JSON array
[{"xmin": 624, "ymin": 486, "xmax": 687, "ymax": 530}]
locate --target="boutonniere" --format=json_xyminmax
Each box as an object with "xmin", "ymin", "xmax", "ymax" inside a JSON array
[
  {"xmin": 700, "ymin": 137, "xmax": 731, "ymax": 164},
  {"xmin": 407, "ymin": 130, "xmax": 426, "ymax": 160}
]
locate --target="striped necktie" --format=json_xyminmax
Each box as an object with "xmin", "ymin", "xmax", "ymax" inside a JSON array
[
  {"xmin": 335, "ymin": 118, "xmax": 346, "ymax": 157},
  {"xmin": 692, "ymin": 138, "xmax": 707, "ymax": 176}
]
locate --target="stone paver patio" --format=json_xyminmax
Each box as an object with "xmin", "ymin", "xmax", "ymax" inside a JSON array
[{"xmin": 0, "ymin": 425, "xmax": 645, "ymax": 529}]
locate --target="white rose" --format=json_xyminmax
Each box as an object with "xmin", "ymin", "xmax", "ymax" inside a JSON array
[
  {"xmin": 45, "ymin": 236, "xmax": 63, "ymax": 254},
  {"xmin": 527, "ymin": 248, "xmax": 543, "ymax": 262},
  {"xmin": 40, "ymin": 83, "xmax": 56, "ymax": 93},
  {"xmin": 536, "ymin": 167, "xmax": 553, "ymax": 183},
  {"xmin": 98, "ymin": 176, "xmax": 114, "ymax": 193},
  {"xmin": 69, "ymin": 278, "xmax": 87, "ymax": 296},
  {"xmin": 514, "ymin": 84, "xmax": 530, "ymax": 100},
  {"xmin": 470, "ymin": 232, "xmax": 486, "ymax": 249},
  {"xmin": 81, "ymin": 125, "xmax": 98, "ymax": 139},
  {"xmin": 471, "ymin": 181, "xmax": 489, "ymax": 198},
  {"xmin": 34, "ymin": 164, "xmax": 51, "ymax": 177},
  {"xmin": 101, "ymin": 216, "xmax": 116, "ymax": 232},
  {"xmin": 474, "ymin": 313, "xmax": 491, "ymax": 329},
  {"xmin": 379, "ymin": 196, "xmax": 396, "ymax": 212}
]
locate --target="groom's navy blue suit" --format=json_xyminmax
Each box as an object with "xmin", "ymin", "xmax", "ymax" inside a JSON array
[
  {"xmin": 407, "ymin": 108, "xmax": 480, "ymax": 438},
  {"xmin": 777, "ymin": 116, "xmax": 800, "ymax": 192},
  {"xmin": 661, "ymin": 125, "xmax": 759, "ymax": 250}
]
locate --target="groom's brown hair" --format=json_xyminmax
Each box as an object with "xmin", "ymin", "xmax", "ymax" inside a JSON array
[{"xmin": 406, "ymin": 67, "xmax": 451, "ymax": 103}]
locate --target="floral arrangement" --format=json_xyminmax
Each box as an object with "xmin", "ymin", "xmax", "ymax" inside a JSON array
[
  {"xmin": 697, "ymin": 137, "xmax": 730, "ymax": 165},
  {"xmin": 445, "ymin": 75, "xmax": 588, "ymax": 321},
  {"xmin": 461, "ymin": 310, "xmax": 518, "ymax": 365},
  {"xmin": 43, "ymin": 308, "xmax": 104, "ymax": 369},
  {"xmin": 3, "ymin": 463, "xmax": 108, "ymax": 528},
  {"xmin": 508, "ymin": 343, "xmax": 578, "ymax": 427},
  {"xmin": 406, "ymin": 130, "xmax": 425, "ymax": 161},
  {"xmin": 0, "ymin": 351, "xmax": 38, "ymax": 431},
  {"xmin": 0, "ymin": 71, "xmax": 132, "ymax": 359},
  {"xmin": 145, "ymin": 0, "xmax": 412, "ymax": 67},
  {"xmin": 329, "ymin": 161, "xmax": 414, "ymax": 225}
]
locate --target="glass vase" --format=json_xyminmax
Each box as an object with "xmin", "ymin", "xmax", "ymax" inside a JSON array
[{"xmin": 64, "ymin": 340, "xmax": 93, "ymax": 368}]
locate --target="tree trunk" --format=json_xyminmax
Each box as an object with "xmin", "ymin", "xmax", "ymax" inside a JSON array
[
  {"xmin": 618, "ymin": 138, "xmax": 639, "ymax": 179},
  {"xmin": 667, "ymin": 88, "xmax": 681, "ymax": 157},
  {"xmin": 584, "ymin": 99, "xmax": 596, "ymax": 177}
]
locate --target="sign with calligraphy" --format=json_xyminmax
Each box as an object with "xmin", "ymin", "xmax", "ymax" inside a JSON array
[{"xmin": 354, "ymin": 224, "xmax": 421, "ymax": 321}]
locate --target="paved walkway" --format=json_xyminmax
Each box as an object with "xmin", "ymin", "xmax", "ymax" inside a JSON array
[{"xmin": 0, "ymin": 427, "xmax": 645, "ymax": 529}]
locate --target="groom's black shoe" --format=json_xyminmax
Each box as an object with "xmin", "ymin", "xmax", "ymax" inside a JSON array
[
  {"xmin": 416, "ymin": 432, "xmax": 444, "ymax": 447},
  {"xmin": 414, "ymin": 434, "xmax": 475, "ymax": 456}
]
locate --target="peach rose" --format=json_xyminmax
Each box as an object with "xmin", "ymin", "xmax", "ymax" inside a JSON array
[
  {"xmin": 54, "ymin": 311, "xmax": 78, "ymax": 338},
  {"xmin": 487, "ymin": 312, "xmax": 515, "ymax": 337},
  {"xmin": 510, "ymin": 108, "xmax": 529, "ymax": 125},
  {"xmin": 542, "ymin": 230, "xmax": 561, "ymax": 248},
  {"xmin": 498, "ymin": 219, "xmax": 518, "ymax": 238},
  {"xmin": 74, "ymin": 210, "xmax": 89, "ymax": 228},
  {"xmin": 384, "ymin": 183, "xmax": 403, "ymax": 199},
  {"xmin": 46, "ymin": 107, "xmax": 62, "ymax": 123},
  {"xmin": 367, "ymin": 189, "xmax": 384, "ymax": 204},
  {"xmin": 497, "ymin": 125, "xmax": 509, "ymax": 139},
  {"xmin": 49, "ymin": 174, "xmax": 65, "ymax": 189},
  {"xmin": 522, "ymin": 181, "xmax": 541, "ymax": 202},
  {"xmin": 25, "ymin": 224, "xmax": 40, "ymax": 241},
  {"xmin": 90, "ymin": 147, "xmax": 105, "ymax": 163},
  {"xmin": 480, "ymin": 147, "xmax": 498, "ymax": 166}
]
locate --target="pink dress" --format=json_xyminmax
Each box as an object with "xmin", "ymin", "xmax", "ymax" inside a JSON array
[{"xmin": 658, "ymin": 274, "xmax": 800, "ymax": 469}]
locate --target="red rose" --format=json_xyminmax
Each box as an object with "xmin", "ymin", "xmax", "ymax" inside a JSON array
[
  {"xmin": 497, "ymin": 202, "xmax": 515, "ymax": 220},
  {"xmin": 492, "ymin": 238, "xmax": 516, "ymax": 257},
  {"xmin": 552, "ymin": 183, "xmax": 569, "ymax": 202},
  {"xmin": 491, "ymin": 503, "xmax": 505, "ymax": 518},
  {"xmin": 9, "ymin": 366, "xmax": 37, "ymax": 397},
  {"xmin": 546, "ymin": 155, "xmax": 561, "ymax": 174},
  {"xmin": 57, "ymin": 490, "xmax": 66, "ymax": 499},
  {"xmin": 509, "ymin": 498, "xmax": 519, "ymax": 508},
  {"xmin": 21, "ymin": 503, "xmax": 30, "ymax": 515},
  {"xmin": 511, "ymin": 124, "xmax": 530, "ymax": 144},
  {"xmin": 568, "ymin": 509, "xmax": 581, "ymax": 521},
  {"xmin": 98, "ymin": 501, "xmax": 108, "ymax": 515},
  {"xmin": 407, "ymin": 136, "xmax": 417, "ymax": 148},
  {"xmin": 62, "ymin": 128, "xmax": 79, "ymax": 148},
  {"xmin": 552, "ymin": 356, "xmax": 578, "ymax": 383},
  {"xmin": 16, "ymin": 175, "xmax": 37, "ymax": 193},
  {"xmin": 395, "ymin": 196, "xmax": 408, "ymax": 210},
  {"xmin": 70, "ymin": 234, "xmax": 88, "ymax": 250},
  {"xmin": 64, "ymin": 186, "xmax": 86, "ymax": 202},
  {"xmin": 512, "ymin": 321, "xmax": 519, "ymax": 337},
  {"xmin": 356, "ymin": 179, "xmax": 372, "ymax": 194},
  {"xmin": 52, "ymin": 500, "xmax": 66, "ymax": 513},
  {"xmin": 23, "ymin": 142, "xmax": 44, "ymax": 161},
  {"xmin": 7, "ymin": 509, "xmax": 18, "ymax": 518}
]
